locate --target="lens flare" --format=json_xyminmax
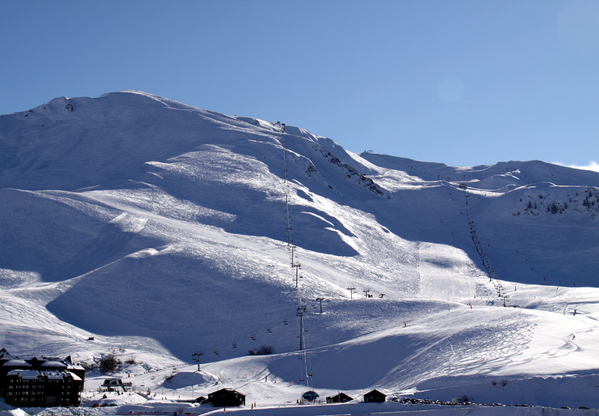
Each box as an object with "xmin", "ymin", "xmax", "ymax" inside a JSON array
[{"xmin": 438, "ymin": 77, "xmax": 464, "ymax": 103}]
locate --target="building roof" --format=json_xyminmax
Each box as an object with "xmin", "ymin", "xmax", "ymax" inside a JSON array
[
  {"xmin": 0, "ymin": 350, "xmax": 83, "ymax": 372},
  {"xmin": 209, "ymin": 388, "xmax": 245, "ymax": 396},
  {"xmin": 365, "ymin": 389, "xmax": 385, "ymax": 396},
  {"xmin": 7, "ymin": 369, "xmax": 82, "ymax": 381},
  {"xmin": 7, "ymin": 370, "xmax": 40, "ymax": 380},
  {"xmin": 103, "ymin": 378, "xmax": 125, "ymax": 385},
  {"xmin": 302, "ymin": 390, "xmax": 319, "ymax": 400},
  {"xmin": 42, "ymin": 360, "xmax": 68, "ymax": 368},
  {"xmin": 2, "ymin": 359, "xmax": 32, "ymax": 367},
  {"xmin": 327, "ymin": 392, "xmax": 353, "ymax": 399}
]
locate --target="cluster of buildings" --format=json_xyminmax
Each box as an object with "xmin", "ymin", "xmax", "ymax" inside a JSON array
[
  {"xmin": 205, "ymin": 388, "xmax": 387, "ymax": 407},
  {"xmin": 1, "ymin": 348, "xmax": 389, "ymax": 409},
  {"xmin": 0, "ymin": 349, "xmax": 85, "ymax": 407}
]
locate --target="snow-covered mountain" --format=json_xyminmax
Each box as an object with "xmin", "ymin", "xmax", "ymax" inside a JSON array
[{"xmin": 1, "ymin": 91, "xmax": 599, "ymax": 410}]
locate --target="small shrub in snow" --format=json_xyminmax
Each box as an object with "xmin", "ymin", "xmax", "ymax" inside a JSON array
[
  {"xmin": 248, "ymin": 345, "xmax": 274, "ymax": 355},
  {"xmin": 99, "ymin": 353, "xmax": 122, "ymax": 373}
]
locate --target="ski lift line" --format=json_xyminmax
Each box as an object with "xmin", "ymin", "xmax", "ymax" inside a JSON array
[
  {"xmin": 302, "ymin": 324, "xmax": 314, "ymax": 388},
  {"xmin": 460, "ymin": 188, "xmax": 503, "ymax": 300},
  {"xmin": 279, "ymin": 124, "xmax": 315, "ymax": 385},
  {"xmin": 296, "ymin": 304, "xmax": 315, "ymax": 388},
  {"xmin": 299, "ymin": 346, "xmax": 314, "ymax": 388},
  {"xmin": 280, "ymin": 124, "xmax": 294, "ymax": 247}
]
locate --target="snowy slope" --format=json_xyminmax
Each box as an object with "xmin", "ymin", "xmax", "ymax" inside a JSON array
[{"xmin": 1, "ymin": 91, "xmax": 599, "ymax": 412}]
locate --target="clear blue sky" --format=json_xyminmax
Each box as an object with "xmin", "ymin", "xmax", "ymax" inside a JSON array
[{"xmin": 1, "ymin": 0, "xmax": 598, "ymax": 168}]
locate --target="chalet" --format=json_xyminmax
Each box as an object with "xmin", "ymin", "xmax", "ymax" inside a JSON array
[
  {"xmin": 207, "ymin": 388, "xmax": 245, "ymax": 407},
  {"xmin": 302, "ymin": 390, "xmax": 319, "ymax": 402},
  {"xmin": 0, "ymin": 349, "xmax": 85, "ymax": 407},
  {"xmin": 326, "ymin": 392, "xmax": 353, "ymax": 403},
  {"xmin": 364, "ymin": 389, "xmax": 386, "ymax": 403}
]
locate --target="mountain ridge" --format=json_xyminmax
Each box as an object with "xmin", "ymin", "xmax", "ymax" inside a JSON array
[{"xmin": 1, "ymin": 91, "xmax": 599, "ymax": 409}]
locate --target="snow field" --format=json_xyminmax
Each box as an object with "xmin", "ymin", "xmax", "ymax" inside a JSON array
[{"xmin": 2, "ymin": 92, "xmax": 599, "ymax": 412}]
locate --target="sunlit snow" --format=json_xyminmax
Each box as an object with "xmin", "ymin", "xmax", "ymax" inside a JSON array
[{"xmin": 1, "ymin": 91, "xmax": 599, "ymax": 414}]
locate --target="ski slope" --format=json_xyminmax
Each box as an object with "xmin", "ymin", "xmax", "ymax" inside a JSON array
[{"xmin": 1, "ymin": 91, "xmax": 599, "ymax": 413}]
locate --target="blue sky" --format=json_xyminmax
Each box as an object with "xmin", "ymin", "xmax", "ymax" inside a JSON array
[{"xmin": 1, "ymin": 0, "xmax": 598, "ymax": 168}]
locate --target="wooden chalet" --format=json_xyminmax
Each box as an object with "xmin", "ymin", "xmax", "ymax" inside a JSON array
[
  {"xmin": 326, "ymin": 392, "xmax": 353, "ymax": 403},
  {"xmin": 364, "ymin": 389, "xmax": 386, "ymax": 403},
  {"xmin": 207, "ymin": 388, "xmax": 245, "ymax": 407}
]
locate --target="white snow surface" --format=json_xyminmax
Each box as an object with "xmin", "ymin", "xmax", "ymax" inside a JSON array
[{"xmin": 1, "ymin": 91, "xmax": 599, "ymax": 414}]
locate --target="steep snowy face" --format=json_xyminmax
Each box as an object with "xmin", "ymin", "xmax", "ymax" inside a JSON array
[
  {"xmin": 0, "ymin": 91, "xmax": 262, "ymax": 191},
  {"xmin": 2, "ymin": 92, "xmax": 599, "ymax": 409},
  {"xmin": 1, "ymin": 91, "xmax": 431, "ymax": 359}
]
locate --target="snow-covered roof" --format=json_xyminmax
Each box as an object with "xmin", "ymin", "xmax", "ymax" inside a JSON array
[
  {"xmin": 6, "ymin": 369, "xmax": 82, "ymax": 381},
  {"xmin": 62, "ymin": 370, "xmax": 82, "ymax": 381},
  {"xmin": 103, "ymin": 378, "xmax": 125, "ymax": 385},
  {"xmin": 44, "ymin": 370, "xmax": 82, "ymax": 381},
  {"xmin": 41, "ymin": 360, "xmax": 67, "ymax": 368},
  {"xmin": 2, "ymin": 360, "xmax": 31, "ymax": 367},
  {"xmin": 7, "ymin": 370, "xmax": 40, "ymax": 379}
]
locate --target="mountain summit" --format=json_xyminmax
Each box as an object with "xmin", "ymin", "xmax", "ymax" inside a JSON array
[{"xmin": 1, "ymin": 91, "xmax": 599, "ymax": 408}]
